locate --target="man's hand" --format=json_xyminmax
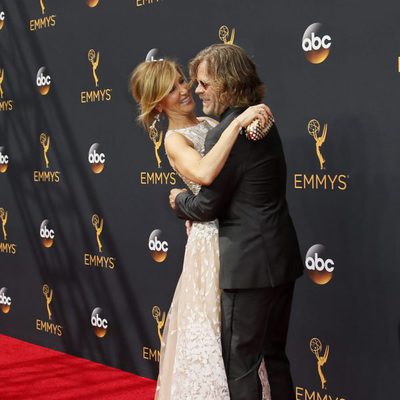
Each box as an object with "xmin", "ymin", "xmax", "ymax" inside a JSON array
[{"xmin": 169, "ymin": 188, "xmax": 187, "ymax": 210}]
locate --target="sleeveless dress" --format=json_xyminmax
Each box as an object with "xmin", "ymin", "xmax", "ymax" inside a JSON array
[{"xmin": 155, "ymin": 119, "xmax": 271, "ymax": 400}]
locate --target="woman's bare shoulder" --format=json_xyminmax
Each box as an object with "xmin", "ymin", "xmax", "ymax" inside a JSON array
[{"xmin": 164, "ymin": 130, "xmax": 194, "ymax": 148}]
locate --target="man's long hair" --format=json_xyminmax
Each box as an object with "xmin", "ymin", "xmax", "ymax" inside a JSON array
[{"xmin": 189, "ymin": 44, "xmax": 265, "ymax": 108}]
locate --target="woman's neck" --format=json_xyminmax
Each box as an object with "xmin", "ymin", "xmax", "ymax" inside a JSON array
[{"xmin": 167, "ymin": 112, "xmax": 199, "ymax": 130}]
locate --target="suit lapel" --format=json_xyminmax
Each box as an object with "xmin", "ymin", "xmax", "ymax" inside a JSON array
[{"xmin": 204, "ymin": 108, "xmax": 245, "ymax": 153}]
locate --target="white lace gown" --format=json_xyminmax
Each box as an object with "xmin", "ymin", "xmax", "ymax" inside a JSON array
[{"xmin": 155, "ymin": 119, "xmax": 271, "ymax": 400}]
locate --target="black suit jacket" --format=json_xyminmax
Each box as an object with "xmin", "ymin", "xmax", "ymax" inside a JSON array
[{"xmin": 175, "ymin": 108, "xmax": 303, "ymax": 289}]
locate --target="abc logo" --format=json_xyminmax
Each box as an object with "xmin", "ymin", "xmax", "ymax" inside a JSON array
[
  {"xmin": 146, "ymin": 48, "xmax": 162, "ymax": 62},
  {"xmin": 0, "ymin": 287, "xmax": 11, "ymax": 314},
  {"xmin": 88, "ymin": 143, "xmax": 106, "ymax": 174},
  {"xmin": 91, "ymin": 307, "xmax": 108, "ymax": 338},
  {"xmin": 148, "ymin": 229, "xmax": 168, "ymax": 262},
  {"xmin": 0, "ymin": 149, "xmax": 9, "ymax": 173},
  {"xmin": 36, "ymin": 67, "xmax": 51, "ymax": 95},
  {"xmin": 302, "ymin": 23, "xmax": 332, "ymax": 64},
  {"xmin": 305, "ymin": 244, "xmax": 335, "ymax": 285},
  {"xmin": 87, "ymin": 0, "xmax": 100, "ymax": 7},
  {"xmin": 0, "ymin": 11, "xmax": 5, "ymax": 30},
  {"xmin": 40, "ymin": 219, "xmax": 55, "ymax": 248}
]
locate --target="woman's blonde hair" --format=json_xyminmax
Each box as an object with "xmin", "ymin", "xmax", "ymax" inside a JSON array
[{"xmin": 129, "ymin": 59, "xmax": 184, "ymax": 130}]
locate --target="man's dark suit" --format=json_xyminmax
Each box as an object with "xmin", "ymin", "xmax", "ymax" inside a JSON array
[{"xmin": 175, "ymin": 107, "xmax": 303, "ymax": 400}]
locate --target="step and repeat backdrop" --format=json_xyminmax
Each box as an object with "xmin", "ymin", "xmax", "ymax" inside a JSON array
[{"xmin": 1, "ymin": 1, "xmax": 399, "ymax": 399}]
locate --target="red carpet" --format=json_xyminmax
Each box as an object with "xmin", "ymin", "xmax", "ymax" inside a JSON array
[{"xmin": 0, "ymin": 334, "xmax": 156, "ymax": 399}]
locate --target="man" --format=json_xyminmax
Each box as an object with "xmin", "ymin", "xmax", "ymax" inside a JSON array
[{"xmin": 169, "ymin": 44, "xmax": 303, "ymax": 400}]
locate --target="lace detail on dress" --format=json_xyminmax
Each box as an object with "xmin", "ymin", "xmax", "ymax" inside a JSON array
[
  {"xmin": 156, "ymin": 119, "xmax": 270, "ymax": 400},
  {"xmin": 155, "ymin": 218, "xmax": 229, "ymax": 400},
  {"xmin": 156, "ymin": 119, "xmax": 229, "ymax": 400}
]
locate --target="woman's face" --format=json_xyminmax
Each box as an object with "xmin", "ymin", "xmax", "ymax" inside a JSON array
[{"xmin": 159, "ymin": 71, "xmax": 195, "ymax": 118}]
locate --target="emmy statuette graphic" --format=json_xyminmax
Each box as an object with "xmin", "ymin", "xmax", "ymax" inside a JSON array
[
  {"xmin": 0, "ymin": 208, "xmax": 8, "ymax": 241},
  {"xmin": 0, "ymin": 69, "xmax": 4, "ymax": 99},
  {"xmin": 152, "ymin": 306, "xmax": 166, "ymax": 346},
  {"xmin": 310, "ymin": 337, "xmax": 330, "ymax": 389},
  {"xmin": 88, "ymin": 49, "xmax": 100, "ymax": 87},
  {"xmin": 308, "ymin": 119, "xmax": 327, "ymax": 170},
  {"xmin": 40, "ymin": 133, "xmax": 51, "ymax": 169},
  {"xmin": 219, "ymin": 25, "xmax": 235, "ymax": 44},
  {"xmin": 92, "ymin": 214, "xmax": 103, "ymax": 253},
  {"xmin": 43, "ymin": 284, "xmax": 53, "ymax": 320},
  {"xmin": 39, "ymin": 0, "xmax": 46, "ymax": 15}
]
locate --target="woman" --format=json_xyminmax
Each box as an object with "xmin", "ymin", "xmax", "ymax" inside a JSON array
[{"xmin": 130, "ymin": 59, "xmax": 271, "ymax": 399}]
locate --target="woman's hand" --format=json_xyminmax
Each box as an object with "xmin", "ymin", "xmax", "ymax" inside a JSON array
[
  {"xmin": 185, "ymin": 220, "xmax": 192, "ymax": 236},
  {"xmin": 236, "ymin": 104, "xmax": 272, "ymax": 129}
]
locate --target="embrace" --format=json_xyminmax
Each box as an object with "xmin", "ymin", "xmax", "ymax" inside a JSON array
[{"xmin": 130, "ymin": 44, "xmax": 303, "ymax": 400}]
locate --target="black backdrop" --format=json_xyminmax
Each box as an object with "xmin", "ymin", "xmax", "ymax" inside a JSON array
[{"xmin": 1, "ymin": 1, "xmax": 399, "ymax": 399}]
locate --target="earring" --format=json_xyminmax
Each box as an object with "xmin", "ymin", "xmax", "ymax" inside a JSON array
[{"xmin": 149, "ymin": 113, "xmax": 161, "ymax": 141}]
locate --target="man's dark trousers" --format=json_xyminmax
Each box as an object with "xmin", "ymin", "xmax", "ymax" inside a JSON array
[{"xmin": 221, "ymin": 282, "xmax": 295, "ymax": 400}]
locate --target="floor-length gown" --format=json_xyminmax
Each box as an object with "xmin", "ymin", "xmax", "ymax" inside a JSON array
[{"xmin": 155, "ymin": 119, "xmax": 271, "ymax": 400}]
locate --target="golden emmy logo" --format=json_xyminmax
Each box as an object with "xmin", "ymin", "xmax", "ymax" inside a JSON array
[
  {"xmin": 310, "ymin": 337, "xmax": 329, "ymax": 389},
  {"xmin": 33, "ymin": 132, "xmax": 60, "ymax": 182},
  {"xmin": 0, "ymin": 68, "xmax": 12, "ymax": 111},
  {"xmin": 87, "ymin": 0, "xmax": 100, "ymax": 7},
  {"xmin": 149, "ymin": 116, "xmax": 163, "ymax": 168},
  {"xmin": 40, "ymin": 133, "xmax": 51, "ymax": 169},
  {"xmin": 308, "ymin": 119, "xmax": 327, "ymax": 170},
  {"xmin": 0, "ymin": 68, "xmax": 4, "ymax": 99},
  {"xmin": 29, "ymin": 4, "xmax": 56, "ymax": 31},
  {"xmin": 80, "ymin": 50, "xmax": 112, "ymax": 103},
  {"xmin": 152, "ymin": 306, "xmax": 166, "ymax": 346},
  {"xmin": 88, "ymin": 49, "xmax": 100, "ymax": 88},
  {"xmin": 219, "ymin": 25, "xmax": 235, "ymax": 44},
  {"xmin": 36, "ymin": 284, "xmax": 62, "ymax": 336},
  {"xmin": 39, "ymin": 0, "xmax": 46, "ymax": 15},
  {"xmin": 42, "ymin": 284, "xmax": 53, "ymax": 320},
  {"xmin": 0, "ymin": 208, "xmax": 8, "ymax": 241},
  {"xmin": 92, "ymin": 214, "xmax": 103, "ymax": 253}
]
